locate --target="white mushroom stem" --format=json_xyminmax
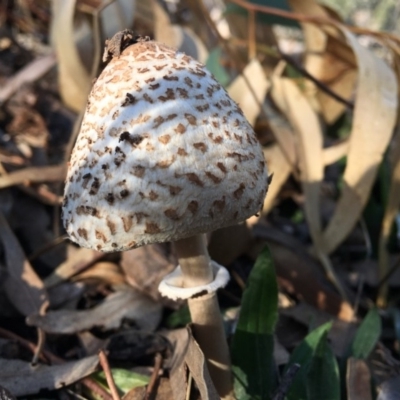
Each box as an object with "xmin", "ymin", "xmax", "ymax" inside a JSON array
[
  {"xmin": 174, "ymin": 234, "xmax": 234, "ymax": 399},
  {"xmin": 174, "ymin": 234, "xmax": 213, "ymax": 287}
]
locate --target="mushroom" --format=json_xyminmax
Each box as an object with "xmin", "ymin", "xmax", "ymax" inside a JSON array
[{"xmin": 62, "ymin": 30, "xmax": 269, "ymax": 399}]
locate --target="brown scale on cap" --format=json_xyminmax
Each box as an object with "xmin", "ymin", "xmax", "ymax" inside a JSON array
[{"xmin": 62, "ymin": 33, "xmax": 269, "ymax": 252}]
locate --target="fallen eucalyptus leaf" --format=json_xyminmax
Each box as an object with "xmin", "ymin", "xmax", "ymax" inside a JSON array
[
  {"xmin": 27, "ymin": 287, "xmax": 162, "ymax": 333},
  {"xmin": 0, "ymin": 212, "xmax": 48, "ymax": 317},
  {"xmin": 0, "ymin": 356, "xmax": 98, "ymax": 396}
]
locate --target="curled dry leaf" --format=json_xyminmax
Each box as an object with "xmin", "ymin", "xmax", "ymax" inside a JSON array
[
  {"xmin": 262, "ymin": 145, "xmax": 292, "ymax": 214},
  {"xmin": 27, "ymin": 286, "xmax": 162, "ymax": 333},
  {"xmin": 50, "ymin": 0, "xmax": 90, "ymax": 111},
  {"xmin": 0, "ymin": 356, "xmax": 98, "ymax": 397},
  {"xmin": 164, "ymin": 327, "xmax": 219, "ymax": 400},
  {"xmin": 0, "ymin": 164, "xmax": 66, "ymax": 189},
  {"xmin": 227, "ymin": 59, "xmax": 270, "ymax": 127},
  {"xmin": 322, "ymin": 28, "xmax": 398, "ymax": 254},
  {"xmin": 271, "ymin": 76, "xmax": 324, "ymax": 250},
  {"xmin": 0, "ymin": 212, "xmax": 48, "ymax": 317},
  {"xmin": 288, "ymin": 0, "xmax": 357, "ymax": 123}
]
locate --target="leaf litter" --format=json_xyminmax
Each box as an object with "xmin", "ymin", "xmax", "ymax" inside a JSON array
[{"xmin": 2, "ymin": 0, "xmax": 400, "ymax": 399}]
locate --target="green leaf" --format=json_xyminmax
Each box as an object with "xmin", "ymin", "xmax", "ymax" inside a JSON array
[
  {"xmin": 286, "ymin": 322, "xmax": 332, "ymax": 400},
  {"xmin": 166, "ymin": 304, "xmax": 191, "ymax": 328},
  {"xmin": 306, "ymin": 332, "xmax": 340, "ymax": 400},
  {"xmin": 351, "ymin": 308, "xmax": 381, "ymax": 359},
  {"xmin": 93, "ymin": 369, "xmax": 149, "ymax": 395},
  {"xmin": 206, "ymin": 48, "xmax": 230, "ymax": 87},
  {"xmin": 231, "ymin": 246, "xmax": 278, "ymax": 399}
]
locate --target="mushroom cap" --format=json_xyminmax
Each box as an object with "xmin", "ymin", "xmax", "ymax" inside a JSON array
[{"xmin": 62, "ymin": 40, "xmax": 268, "ymax": 252}]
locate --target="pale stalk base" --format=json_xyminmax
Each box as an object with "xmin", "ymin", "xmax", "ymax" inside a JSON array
[
  {"xmin": 189, "ymin": 292, "xmax": 235, "ymax": 399},
  {"xmin": 174, "ymin": 234, "xmax": 234, "ymax": 399}
]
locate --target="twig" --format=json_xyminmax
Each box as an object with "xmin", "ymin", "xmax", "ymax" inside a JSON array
[
  {"xmin": 185, "ymin": 371, "xmax": 193, "ymax": 400},
  {"xmin": 228, "ymin": 0, "xmax": 400, "ymax": 45},
  {"xmin": 81, "ymin": 377, "xmax": 114, "ymax": 400},
  {"xmin": 272, "ymin": 363, "xmax": 300, "ymax": 400},
  {"xmin": 31, "ymin": 327, "xmax": 46, "ymax": 365},
  {"xmin": 28, "ymin": 234, "xmax": 68, "ymax": 262},
  {"xmin": 279, "ymin": 52, "xmax": 354, "ymax": 110},
  {"xmin": 99, "ymin": 350, "xmax": 121, "ymax": 400},
  {"xmin": 0, "ymin": 54, "xmax": 56, "ymax": 105},
  {"xmin": 0, "ymin": 327, "xmax": 112, "ymax": 400},
  {"xmin": 145, "ymin": 352, "xmax": 163, "ymax": 400}
]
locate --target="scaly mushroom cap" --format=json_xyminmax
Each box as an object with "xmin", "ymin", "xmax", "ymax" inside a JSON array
[{"xmin": 63, "ymin": 40, "xmax": 268, "ymax": 252}]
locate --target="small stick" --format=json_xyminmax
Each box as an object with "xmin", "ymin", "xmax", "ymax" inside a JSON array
[
  {"xmin": 31, "ymin": 327, "xmax": 46, "ymax": 365},
  {"xmin": 0, "ymin": 327, "xmax": 112, "ymax": 400},
  {"xmin": 98, "ymin": 350, "xmax": 121, "ymax": 400},
  {"xmin": 145, "ymin": 352, "xmax": 163, "ymax": 400},
  {"xmin": 272, "ymin": 363, "xmax": 301, "ymax": 400}
]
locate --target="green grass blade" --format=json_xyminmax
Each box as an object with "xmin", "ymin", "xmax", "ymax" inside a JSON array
[
  {"xmin": 351, "ymin": 308, "xmax": 381, "ymax": 359},
  {"xmin": 231, "ymin": 246, "xmax": 278, "ymax": 399},
  {"xmin": 285, "ymin": 322, "xmax": 332, "ymax": 400},
  {"xmin": 306, "ymin": 333, "xmax": 340, "ymax": 400}
]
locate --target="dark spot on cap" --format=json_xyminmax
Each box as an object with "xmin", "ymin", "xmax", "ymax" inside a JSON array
[
  {"xmin": 120, "ymin": 189, "xmax": 129, "ymax": 198},
  {"xmin": 188, "ymin": 200, "xmax": 198, "ymax": 214},
  {"xmin": 234, "ymin": 183, "xmax": 245, "ymax": 199},
  {"xmin": 121, "ymin": 92, "xmax": 136, "ymax": 106},
  {"xmin": 106, "ymin": 193, "xmax": 115, "ymax": 205},
  {"xmin": 119, "ymin": 131, "xmax": 143, "ymax": 146}
]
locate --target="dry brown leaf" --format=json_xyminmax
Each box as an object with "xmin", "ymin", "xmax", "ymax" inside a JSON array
[
  {"xmin": 0, "ymin": 164, "xmax": 66, "ymax": 189},
  {"xmin": 273, "ymin": 76, "xmax": 324, "ymax": 246},
  {"xmin": 72, "ymin": 261, "xmax": 126, "ymax": 286},
  {"xmin": 322, "ymin": 139, "xmax": 350, "ymax": 166},
  {"xmin": 185, "ymin": 326, "xmax": 220, "ymax": 400},
  {"xmin": 152, "ymin": 0, "xmax": 208, "ymax": 63},
  {"xmin": 227, "ymin": 59, "xmax": 269, "ymax": 126},
  {"xmin": 164, "ymin": 327, "xmax": 219, "ymax": 400},
  {"xmin": 347, "ymin": 358, "xmax": 373, "ymax": 400},
  {"xmin": 289, "ymin": 0, "xmax": 356, "ymax": 123},
  {"xmin": 0, "ymin": 385, "xmax": 16, "ymax": 400},
  {"xmin": 262, "ymin": 145, "xmax": 292, "ymax": 213},
  {"xmin": 50, "ymin": 0, "xmax": 90, "ymax": 111},
  {"xmin": 322, "ymin": 28, "xmax": 398, "ymax": 255},
  {"xmin": 44, "ymin": 246, "xmax": 104, "ymax": 288},
  {"xmin": 27, "ymin": 286, "xmax": 162, "ymax": 333},
  {"xmin": 0, "ymin": 356, "xmax": 98, "ymax": 397},
  {"xmin": 121, "ymin": 244, "xmax": 176, "ymax": 303},
  {"xmin": 252, "ymin": 224, "xmax": 353, "ymax": 321},
  {"xmin": 123, "ymin": 378, "xmax": 172, "ymax": 400},
  {"xmin": 269, "ymin": 78, "xmax": 298, "ymax": 167},
  {"xmin": 0, "ymin": 212, "xmax": 48, "ymax": 317},
  {"xmin": 163, "ymin": 328, "xmax": 190, "ymax": 400}
]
